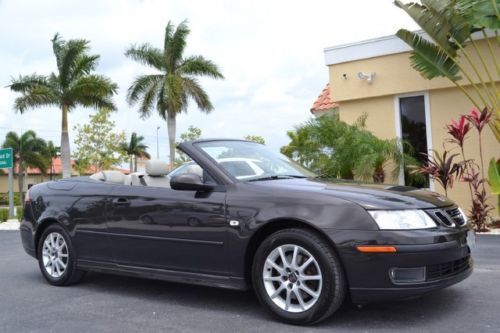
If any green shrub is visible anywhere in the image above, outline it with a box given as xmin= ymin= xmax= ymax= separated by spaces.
xmin=0 ymin=193 xmax=21 ymax=206
xmin=0 ymin=208 xmax=9 ymax=222
xmin=16 ymin=206 xmax=23 ymax=222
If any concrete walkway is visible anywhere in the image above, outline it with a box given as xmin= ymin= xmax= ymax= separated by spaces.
xmin=0 ymin=219 xmax=19 ymax=230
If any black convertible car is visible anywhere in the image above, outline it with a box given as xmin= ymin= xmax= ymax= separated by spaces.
xmin=20 ymin=139 xmax=474 ymax=325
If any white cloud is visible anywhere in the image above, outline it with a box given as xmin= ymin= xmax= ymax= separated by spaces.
xmin=0 ymin=0 xmax=418 ymax=159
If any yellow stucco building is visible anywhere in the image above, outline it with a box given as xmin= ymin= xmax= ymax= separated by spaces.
xmin=321 ymin=32 xmax=498 ymax=211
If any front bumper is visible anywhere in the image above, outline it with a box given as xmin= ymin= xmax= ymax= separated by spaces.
xmin=326 ymin=227 xmax=473 ymax=303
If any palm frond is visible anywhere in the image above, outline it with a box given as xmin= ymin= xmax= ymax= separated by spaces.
xmin=396 ymin=29 xmax=461 ymax=81
xmin=179 ymin=55 xmax=224 ymax=79
xmin=125 ymin=43 xmax=164 ymax=70
xmin=165 ymin=20 xmax=190 ymax=69
xmin=126 ymin=74 xmax=164 ymax=104
xmin=67 ymin=74 xmax=118 ymax=110
xmin=58 ymin=38 xmax=90 ymax=87
xmin=182 ymin=77 xmax=213 ymax=112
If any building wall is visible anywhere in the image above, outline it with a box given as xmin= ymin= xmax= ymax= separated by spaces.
xmin=328 ymin=38 xmax=499 ymax=211
xmin=0 ymin=174 xmax=61 ymax=193
xmin=328 ymin=38 xmax=495 ymax=103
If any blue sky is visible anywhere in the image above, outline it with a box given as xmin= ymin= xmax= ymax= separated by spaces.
xmin=0 ymin=0 xmax=418 ymax=160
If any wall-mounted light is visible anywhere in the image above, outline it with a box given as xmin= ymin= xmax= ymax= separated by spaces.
xmin=357 ymin=72 xmax=376 ymax=84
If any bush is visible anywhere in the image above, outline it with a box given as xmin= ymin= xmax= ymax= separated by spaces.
xmin=16 ymin=206 xmax=23 ymax=222
xmin=0 ymin=193 xmax=21 ymax=206
xmin=0 ymin=208 xmax=9 ymax=222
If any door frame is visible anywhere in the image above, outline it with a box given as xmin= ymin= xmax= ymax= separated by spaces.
xmin=393 ymin=91 xmax=435 ymax=191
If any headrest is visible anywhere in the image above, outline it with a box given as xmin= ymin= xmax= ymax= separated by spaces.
xmin=185 ymin=164 xmax=203 ymax=178
xmin=90 ymin=170 xmax=126 ymax=184
xmin=146 ymin=160 xmax=169 ymax=176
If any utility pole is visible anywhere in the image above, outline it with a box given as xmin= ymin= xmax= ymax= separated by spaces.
xmin=156 ymin=126 xmax=160 ymax=160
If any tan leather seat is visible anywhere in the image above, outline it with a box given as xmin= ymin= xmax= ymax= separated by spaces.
xmin=89 ymin=170 xmax=127 ymax=184
xmin=141 ymin=160 xmax=171 ymax=188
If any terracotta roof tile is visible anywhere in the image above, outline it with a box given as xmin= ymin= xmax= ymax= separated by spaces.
xmin=310 ymin=83 xmax=339 ymax=114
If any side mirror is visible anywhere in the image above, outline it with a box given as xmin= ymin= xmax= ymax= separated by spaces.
xmin=170 ymin=173 xmax=213 ymax=191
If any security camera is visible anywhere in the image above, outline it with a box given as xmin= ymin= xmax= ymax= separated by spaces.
xmin=357 ymin=72 xmax=376 ymax=84
xmin=342 ymin=73 xmax=348 ymax=80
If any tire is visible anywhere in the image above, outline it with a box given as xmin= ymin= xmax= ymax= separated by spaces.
xmin=37 ymin=224 xmax=85 ymax=286
xmin=252 ymin=228 xmax=346 ymax=325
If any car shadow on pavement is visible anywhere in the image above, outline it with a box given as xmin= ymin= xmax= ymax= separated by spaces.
xmin=75 ymin=271 xmax=466 ymax=328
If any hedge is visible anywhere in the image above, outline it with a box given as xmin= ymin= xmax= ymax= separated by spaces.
xmin=0 ymin=193 xmax=21 ymax=206
xmin=0 ymin=208 xmax=9 ymax=222
xmin=16 ymin=206 xmax=23 ymax=221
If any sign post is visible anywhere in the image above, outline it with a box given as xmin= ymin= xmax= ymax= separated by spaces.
xmin=0 ymin=148 xmax=14 ymax=218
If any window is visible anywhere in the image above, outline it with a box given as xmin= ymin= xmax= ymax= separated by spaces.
xmin=397 ymin=94 xmax=430 ymax=188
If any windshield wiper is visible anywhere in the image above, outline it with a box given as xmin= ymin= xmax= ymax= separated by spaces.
xmin=248 ymin=175 xmax=307 ymax=182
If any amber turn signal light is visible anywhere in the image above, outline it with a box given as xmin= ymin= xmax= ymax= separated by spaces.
xmin=356 ymin=245 xmax=397 ymax=253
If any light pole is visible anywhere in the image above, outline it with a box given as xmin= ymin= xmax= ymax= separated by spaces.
xmin=156 ymin=126 xmax=160 ymax=160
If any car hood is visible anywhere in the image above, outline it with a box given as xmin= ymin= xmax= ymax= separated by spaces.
xmin=249 ymin=178 xmax=454 ymax=210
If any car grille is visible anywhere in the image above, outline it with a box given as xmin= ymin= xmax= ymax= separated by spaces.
xmin=426 ymin=256 xmax=471 ymax=281
xmin=426 ymin=206 xmax=467 ymax=228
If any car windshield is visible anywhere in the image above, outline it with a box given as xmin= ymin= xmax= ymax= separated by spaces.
xmin=194 ymin=140 xmax=316 ymax=181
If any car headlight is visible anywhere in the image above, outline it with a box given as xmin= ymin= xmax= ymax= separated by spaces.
xmin=368 ymin=210 xmax=437 ymax=230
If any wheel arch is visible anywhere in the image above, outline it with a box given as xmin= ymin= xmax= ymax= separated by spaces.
xmin=34 ymin=218 xmax=61 ymax=258
xmin=243 ymin=218 xmax=347 ymax=286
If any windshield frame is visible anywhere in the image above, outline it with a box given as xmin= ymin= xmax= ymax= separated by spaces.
xmin=190 ymin=139 xmax=316 ymax=183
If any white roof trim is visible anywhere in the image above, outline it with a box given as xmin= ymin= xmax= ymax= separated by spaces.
xmin=324 ymin=29 xmax=494 ymax=66
xmin=324 ymin=31 xmax=425 ymax=66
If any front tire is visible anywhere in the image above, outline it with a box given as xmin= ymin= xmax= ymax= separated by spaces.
xmin=252 ymin=228 xmax=346 ymax=325
xmin=37 ymin=224 xmax=85 ymax=286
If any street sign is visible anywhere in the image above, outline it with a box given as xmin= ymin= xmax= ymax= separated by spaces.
xmin=0 ymin=148 xmax=13 ymax=169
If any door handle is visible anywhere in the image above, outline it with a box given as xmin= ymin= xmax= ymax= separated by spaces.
xmin=112 ymin=198 xmax=130 ymax=207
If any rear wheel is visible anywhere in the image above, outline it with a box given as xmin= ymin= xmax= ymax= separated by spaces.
xmin=37 ymin=224 xmax=85 ymax=286
xmin=252 ymin=228 xmax=346 ymax=325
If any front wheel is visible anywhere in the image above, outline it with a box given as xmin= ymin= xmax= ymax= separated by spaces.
xmin=37 ymin=224 xmax=85 ymax=286
xmin=252 ymin=228 xmax=346 ymax=325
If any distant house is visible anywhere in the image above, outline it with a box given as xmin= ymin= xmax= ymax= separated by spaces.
xmin=0 ymin=157 xmax=128 ymax=193
xmin=318 ymin=32 xmax=498 ymax=209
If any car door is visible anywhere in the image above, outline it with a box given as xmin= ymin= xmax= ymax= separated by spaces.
xmin=105 ymin=183 xmax=228 ymax=275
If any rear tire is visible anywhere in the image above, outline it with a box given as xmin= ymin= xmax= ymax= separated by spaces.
xmin=37 ymin=224 xmax=85 ymax=286
xmin=252 ymin=228 xmax=346 ymax=325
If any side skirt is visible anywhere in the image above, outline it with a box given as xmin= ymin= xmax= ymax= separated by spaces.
xmin=77 ymin=259 xmax=248 ymax=291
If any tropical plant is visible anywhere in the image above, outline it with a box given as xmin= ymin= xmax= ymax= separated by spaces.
xmin=414 ymin=150 xmax=467 ymax=197
xmin=8 ymin=33 xmax=118 ymax=178
xmin=2 ymin=131 xmax=48 ymax=202
xmin=244 ymin=135 xmax=266 ymax=144
xmin=125 ymin=20 xmax=224 ymax=167
xmin=394 ymin=0 xmax=500 ymax=141
xmin=45 ymin=141 xmax=60 ymax=180
xmin=120 ymin=132 xmax=151 ymax=173
xmin=73 ymin=159 xmax=90 ymax=176
xmin=175 ymin=125 xmax=202 ymax=165
xmin=463 ymin=168 xmax=494 ymax=231
xmin=281 ymin=114 xmax=419 ymax=182
xmin=73 ymin=108 xmax=126 ymax=172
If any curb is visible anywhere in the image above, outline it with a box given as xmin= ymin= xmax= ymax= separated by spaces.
xmin=0 ymin=220 xmax=20 ymax=231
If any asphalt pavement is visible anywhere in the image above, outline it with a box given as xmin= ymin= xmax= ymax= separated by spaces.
xmin=0 ymin=231 xmax=499 ymax=333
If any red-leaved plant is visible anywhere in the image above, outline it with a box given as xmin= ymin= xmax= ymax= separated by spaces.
xmin=415 ymin=150 xmax=466 ymax=197
xmin=462 ymin=168 xmax=494 ymax=232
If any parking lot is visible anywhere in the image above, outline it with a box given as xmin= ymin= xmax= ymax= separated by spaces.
xmin=0 ymin=231 xmax=499 ymax=333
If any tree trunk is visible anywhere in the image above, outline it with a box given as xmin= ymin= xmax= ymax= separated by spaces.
xmin=134 ymin=155 xmax=138 ymax=172
xmin=61 ymin=105 xmax=71 ymax=178
xmin=129 ymin=156 xmax=133 ymax=174
xmin=167 ymin=112 xmax=176 ymax=169
xmin=18 ymin=163 xmax=24 ymax=204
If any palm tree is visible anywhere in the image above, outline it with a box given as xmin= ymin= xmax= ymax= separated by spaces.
xmin=125 ymin=20 xmax=224 ymax=167
xmin=2 ymin=131 xmax=48 ymax=202
xmin=8 ymin=34 xmax=118 ymax=178
xmin=120 ymin=132 xmax=151 ymax=173
xmin=45 ymin=141 xmax=60 ymax=180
